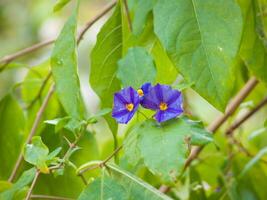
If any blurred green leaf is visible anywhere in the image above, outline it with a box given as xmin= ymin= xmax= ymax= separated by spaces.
xmin=78 ymin=164 xmax=171 ymax=200
xmin=117 ymin=47 xmax=156 ymax=89
xmin=125 ymin=117 xmax=212 ymax=183
xmin=153 ymin=0 xmax=243 ymax=111
xmin=86 ymin=108 xmax=112 ymax=124
xmin=131 ymin=0 xmax=154 ymax=35
xmin=53 ymin=0 xmax=71 ymax=12
xmin=238 ymin=0 xmax=267 ymax=84
xmin=51 ymin=2 xmax=85 ymax=120
xmin=0 ymin=168 xmax=36 ymax=200
xmin=0 ymin=95 xmax=25 ymax=180
xmin=90 ymin=3 xmax=122 ymax=134
xmin=240 ymin=147 xmax=267 ymax=177
xmin=23 ymin=136 xmax=50 ymax=173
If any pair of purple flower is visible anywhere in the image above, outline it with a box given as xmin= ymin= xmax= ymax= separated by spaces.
xmin=112 ymin=83 xmax=183 ymax=124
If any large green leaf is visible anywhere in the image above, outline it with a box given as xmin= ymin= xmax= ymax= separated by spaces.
xmin=238 ymin=0 xmax=267 ymax=84
xmin=51 ymin=2 xmax=85 ymax=120
xmin=90 ymin=3 xmax=122 ymax=134
xmin=23 ymin=136 xmax=49 ymax=173
xmin=117 ymin=47 xmax=156 ymax=89
xmin=78 ymin=164 xmax=171 ymax=200
xmin=125 ymin=117 xmax=212 ymax=183
xmin=153 ymin=0 xmax=243 ymax=111
xmin=0 ymin=168 xmax=36 ymax=200
xmin=0 ymin=95 xmax=25 ymax=180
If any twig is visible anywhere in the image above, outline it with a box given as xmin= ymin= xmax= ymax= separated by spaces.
xmin=184 ymin=77 xmax=258 ymax=168
xmin=78 ymin=145 xmax=123 ymax=175
xmin=77 ymin=0 xmax=117 ymax=44
xmin=123 ymin=0 xmax=132 ymax=32
xmin=31 ymin=195 xmax=74 ymax=200
xmin=0 ymin=0 xmax=117 ymax=65
xmin=226 ymin=96 xmax=267 ymax=135
xmin=26 ymin=71 xmax=52 ymax=109
xmin=8 ymin=84 xmax=55 ymax=182
xmin=25 ymin=170 xmax=41 ymax=200
xmin=0 ymin=40 xmax=54 ymax=65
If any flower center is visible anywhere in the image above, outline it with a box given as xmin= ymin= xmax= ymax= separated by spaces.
xmin=159 ymin=102 xmax=168 ymax=111
xmin=125 ymin=103 xmax=134 ymax=111
xmin=137 ymin=89 xmax=144 ymax=97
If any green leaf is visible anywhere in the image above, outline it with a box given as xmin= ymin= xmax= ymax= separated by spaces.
xmin=238 ymin=0 xmax=267 ymax=84
xmin=51 ymin=2 xmax=85 ymax=120
xmin=23 ymin=136 xmax=49 ymax=173
xmin=131 ymin=0 xmax=155 ymax=35
xmin=0 ymin=168 xmax=36 ymax=200
xmin=240 ymin=147 xmax=267 ymax=177
xmin=125 ymin=117 xmax=212 ymax=183
xmin=53 ymin=0 xmax=71 ymax=12
xmin=117 ymin=47 xmax=157 ymax=88
xmin=78 ymin=164 xmax=171 ymax=200
xmin=0 ymin=95 xmax=25 ymax=180
xmin=90 ymin=3 xmax=122 ymax=134
xmin=153 ymin=0 xmax=243 ymax=111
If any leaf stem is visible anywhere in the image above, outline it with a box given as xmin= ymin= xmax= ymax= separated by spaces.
xmin=123 ymin=0 xmax=133 ymax=32
xmin=25 ymin=170 xmax=41 ymax=200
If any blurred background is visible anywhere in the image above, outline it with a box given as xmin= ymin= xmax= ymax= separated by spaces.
xmin=1 ymin=0 xmax=267 ymax=199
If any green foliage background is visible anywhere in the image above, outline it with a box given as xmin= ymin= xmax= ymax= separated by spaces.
xmin=0 ymin=0 xmax=267 ymax=199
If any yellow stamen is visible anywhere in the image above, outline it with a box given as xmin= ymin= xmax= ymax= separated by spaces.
xmin=159 ymin=102 xmax=168 ymax=111
xmin=137 ymin=89 xmax=144 ymax=97
xmin=125 ymin=103 xmax=134 ymax=111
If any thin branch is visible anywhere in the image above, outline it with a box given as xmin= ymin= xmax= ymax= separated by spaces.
xmin=0 ymin=0 xmax=117 ymax=65
xmin=26 ymin=71 xmax=52 ymax=109
xmin=0 ymin=40 xmax=54 ymax=65
xmin=31 ymin=195 xmax=74 ymax=200
xmin=77 ymin=0 xmax=117 ymax=44
xmin=184 ymin=77 xmax=258 ymax=168
xmin=226 ymin=96 xmax=267 ymax=135
xmin=123 ymin=0 xmax=132 ymax=32
xmin=25 ymin=170 xmax=41 ymax=200
xmin=8 ymin=84 xmax=55 ymax=182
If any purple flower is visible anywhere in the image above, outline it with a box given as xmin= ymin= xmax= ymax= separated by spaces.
xmin=112 ymin=87 xmax=139 ymax=124
xmin=137 ymin=82 xmax=152 ymax=101
xmin=141 ymin=84 xmax=183 ymax=123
